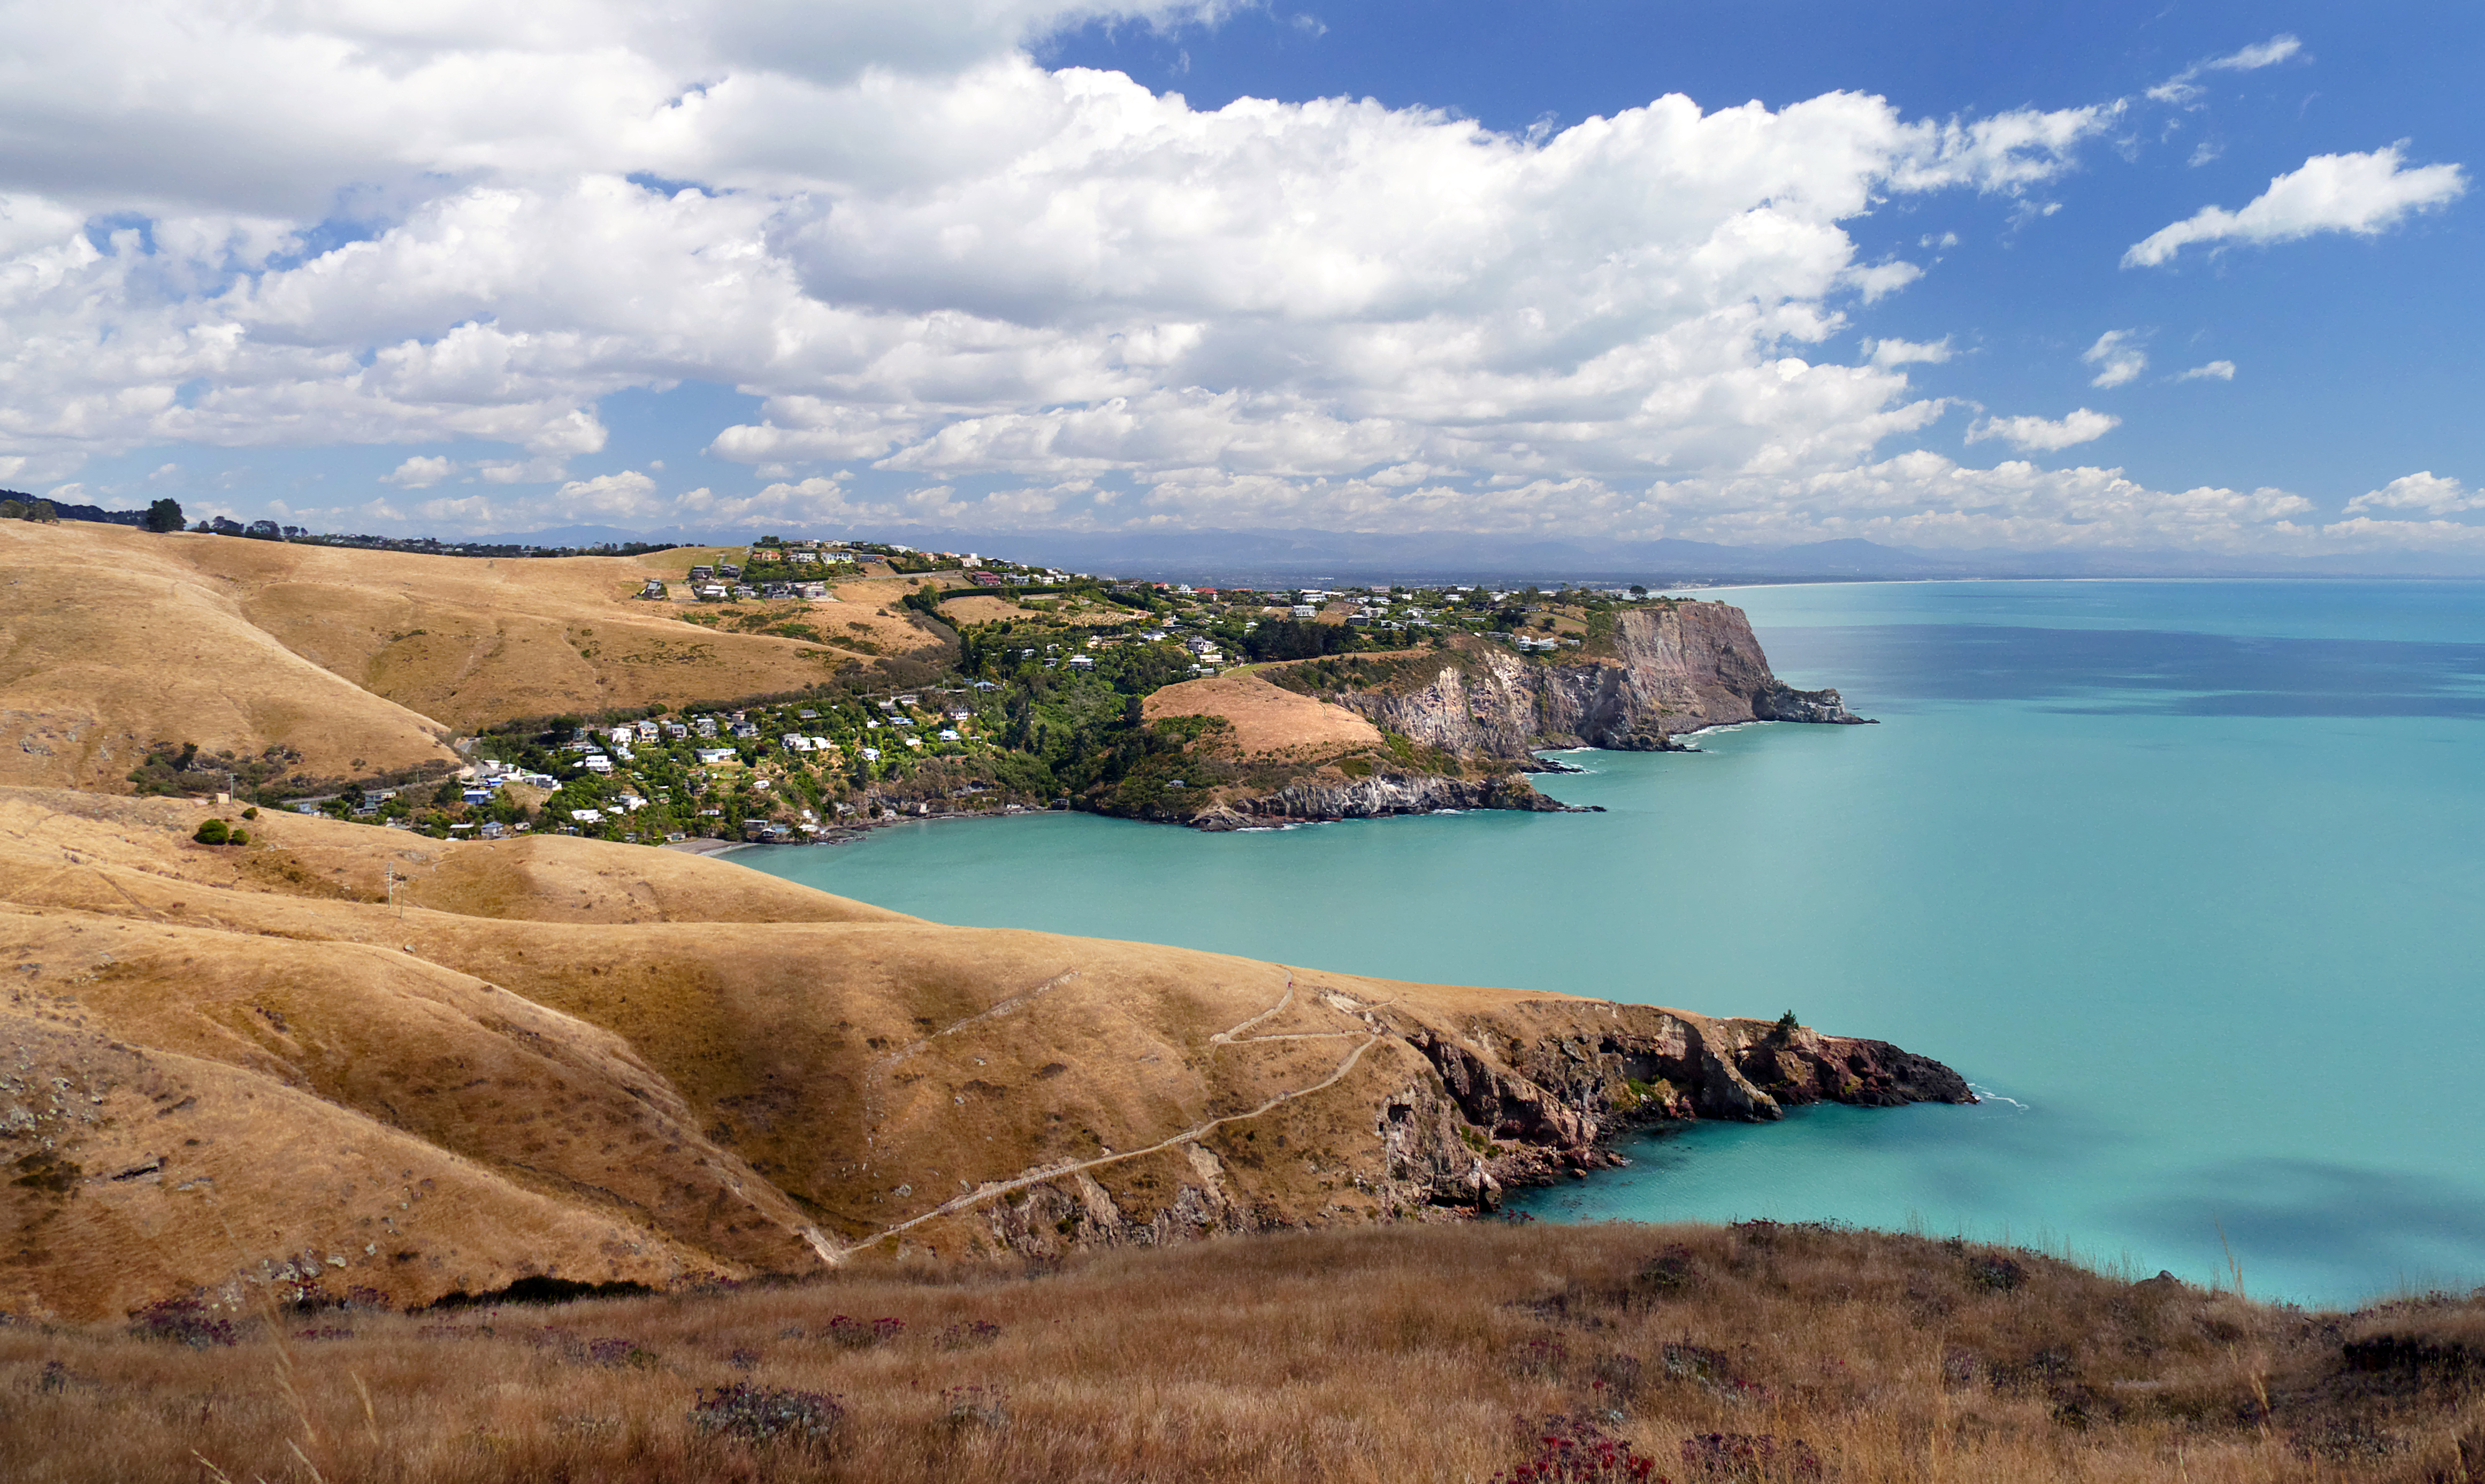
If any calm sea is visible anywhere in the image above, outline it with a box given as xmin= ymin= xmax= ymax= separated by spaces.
xmin=740 ymin=580 xmax=2485 ymax=1306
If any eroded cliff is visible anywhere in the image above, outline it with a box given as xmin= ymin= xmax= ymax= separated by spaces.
xmin=1294 ymin=601 xmax=1865 ymax=760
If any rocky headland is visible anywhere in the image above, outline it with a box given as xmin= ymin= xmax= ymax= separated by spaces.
xmin=0 ymin=787 xmax=1967 ymax=1319
xmin=1133 ymin=599 xmax=1867 ymax=830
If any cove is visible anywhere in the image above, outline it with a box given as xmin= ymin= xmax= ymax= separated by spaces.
xmin=740 ymin=579 xmax=2485 ymax=1306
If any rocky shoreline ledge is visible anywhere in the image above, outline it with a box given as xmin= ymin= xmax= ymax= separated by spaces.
xmin=950 ymin=996 xmax=1974 ymax=1259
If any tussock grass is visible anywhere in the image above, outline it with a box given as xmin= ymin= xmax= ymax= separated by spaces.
xmin=7 ymin=1221 xmax=2483 ymax=1482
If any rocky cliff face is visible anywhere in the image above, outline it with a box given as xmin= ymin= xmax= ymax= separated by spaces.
xmin=1319 ymin=602 xmax=1864 ymax=760
xmin=938 ymin=998 xmax=1976 ymax=1259
xmin=1370 ymin=1004 xmax=1972 ymax=1212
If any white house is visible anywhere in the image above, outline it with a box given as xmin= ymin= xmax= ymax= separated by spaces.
xmin=584 ymin=754 xmax=613 ymax=773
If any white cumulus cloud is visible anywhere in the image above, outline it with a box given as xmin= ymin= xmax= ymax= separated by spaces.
xmin=2082 ymin=330 xmax=2147 ymax=388
xmin=1964 ymin=409 xmax=2121 ymax=453
xmin=554 ymin=469 xmax=663 ymax=518
xmin=2344 ymin=472 xmax=2476 ymax=516
xmin=2148 ymin=34 xmax=2307 ymax=105
xmin=1864 ymin=337 xmax=1953 ymax=368
xmin=2176 ymin=360 xmax=2236 ymax=382
xmin=2123 ymin=146 xmax=2468 ymax=268
xmin=380 ymin=455 xmax=456 ymax=488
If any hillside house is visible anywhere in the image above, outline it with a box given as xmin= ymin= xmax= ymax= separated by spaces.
xmin=688 ymin=565 xmax=714 ymax=580
xmin=694 ymin=747 xmax=737 ymax=765
xmin=796 ymin=582 xmax=830 ymax=599
xmin=584 ymin=754 xmax=613 ymax=773
xmin=639 ymin=578 xmax=668 ymax=599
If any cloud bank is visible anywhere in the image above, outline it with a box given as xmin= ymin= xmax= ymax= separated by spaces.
xmin=0 ymin=4 xmax=2464 ymax=557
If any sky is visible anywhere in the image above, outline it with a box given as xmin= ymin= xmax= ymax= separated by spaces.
xmin=2 ymin=0 xmax=2477 ymax=557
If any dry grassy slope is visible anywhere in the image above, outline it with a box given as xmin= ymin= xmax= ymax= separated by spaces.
xmin=13 ymin=1222 xmax=2476 ymax=1484
xmin=0 ymin=524 xmax=955 ymax=792
xmin=0 ymin=787 xmax=1948 ymax=1322
xmin=1142 ymin=673 xmax=1382 ymax=756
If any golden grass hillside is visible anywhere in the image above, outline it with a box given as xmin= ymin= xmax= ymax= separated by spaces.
xmin=7 ymin=1220 xmax=2481 ymax=1483
xmin=1142 ymin=673 xmax=1383 ymax=756
xmin=0 ymin=524 xmax=957 ymax=791
xmin=0 ymin=785 xmax=1960 ymax=1324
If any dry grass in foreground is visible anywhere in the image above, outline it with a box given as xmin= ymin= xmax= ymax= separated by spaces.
xmin=6 ymin=1221 xmax=2482 ymax=1483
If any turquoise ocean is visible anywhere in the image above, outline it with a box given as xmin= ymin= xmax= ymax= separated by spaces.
xmin=741 ymin=580 xmax=2485 ymax=1306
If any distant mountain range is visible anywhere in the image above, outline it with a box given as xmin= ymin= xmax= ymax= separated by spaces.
xmin=37 ymin=498 xmax=2485 ymax=584
xmin=450 ymin=523 xmax=2485 ymax=585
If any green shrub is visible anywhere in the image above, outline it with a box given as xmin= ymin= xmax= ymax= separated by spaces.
xmin=193 ymin=819 xmax=230 ymax=845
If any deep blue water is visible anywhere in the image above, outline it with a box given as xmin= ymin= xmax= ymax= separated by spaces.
xmin=741 ymin=581 xmax=2485 ymax=1306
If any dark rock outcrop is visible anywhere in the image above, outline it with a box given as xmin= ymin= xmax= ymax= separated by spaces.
xmin=1362 ymin=1002 xmax=1974 ymax=1215
xmin=1184 ymin=771 xmax=1577 ymax=831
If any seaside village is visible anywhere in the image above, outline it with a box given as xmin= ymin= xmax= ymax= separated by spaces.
xmin=263 ymin=536 xmax=1661 ymax=848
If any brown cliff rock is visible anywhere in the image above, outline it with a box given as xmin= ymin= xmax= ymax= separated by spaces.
xmin=1308 ymin=602 xmax=1865 ymax=761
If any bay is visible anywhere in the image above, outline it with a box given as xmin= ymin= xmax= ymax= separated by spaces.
xmin=739 ymin=579 xmax=2485 ymax=1306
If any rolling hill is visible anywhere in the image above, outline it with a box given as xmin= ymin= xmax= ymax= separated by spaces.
xmin=0 ymin=522 xmax=952 ymax=794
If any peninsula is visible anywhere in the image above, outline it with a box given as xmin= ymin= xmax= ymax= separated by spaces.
xmin=0 ymin=518 xmax=1858 ymax=840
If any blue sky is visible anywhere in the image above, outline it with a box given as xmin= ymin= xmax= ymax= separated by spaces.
xmin=1045 ymin=0 xmax=2480 ymax=502
xmin=5 ymin=0 xmax=2476 ymax=557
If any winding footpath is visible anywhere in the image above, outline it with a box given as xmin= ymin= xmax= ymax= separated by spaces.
xmin=824 ymin=969 xmax=1384 ymax=1261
